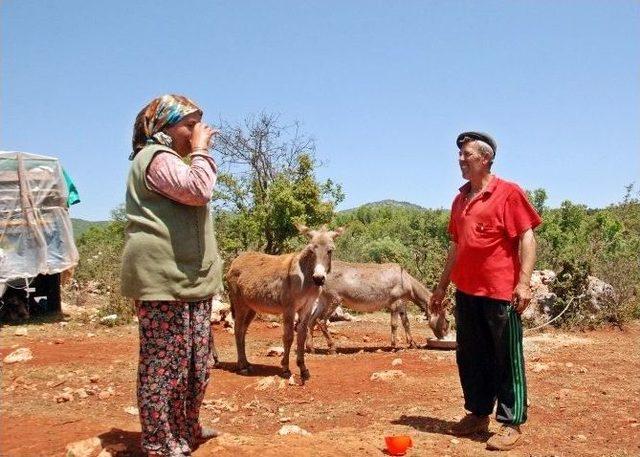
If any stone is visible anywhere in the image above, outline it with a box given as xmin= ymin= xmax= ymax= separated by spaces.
xmin=266 ymin=346 xmax=284 ymax=357
xmin=3 ymin=347 xmax=33 ymax=364
xmin=98 ymin=391 xmax=111 ymax=400
xmin=391 ymin=358 xmax=403 ymax=366
xmin=255 ymin=376 xmax=284 ymax=391
xmin=14 ymin=327 xmax=28 ymax=336
xmin=65 ymin=437 xmax=101 ymax=457
xmin=573 ymin=434 xmax=587 ymax=442
xmin=532 ymin=362 xmax=550 ymax=373
xmin=56 ymin=392 xmax=74 ymax=403
xmin=123 ymin=406 xmax=139 ymax=415
xmin=89 ymin=374 xmax=100 ymax=383
xmin=99 ymin=314 xmax=117 ymax=324
xmin=277 ymin=424 xmax=311 ymax=437
xmin=370 ymin=370 xmax=406 ymax=382
xmin=76 ymin=389 xmax=89 ymax=399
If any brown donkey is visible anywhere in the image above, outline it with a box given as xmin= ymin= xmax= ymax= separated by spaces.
xmin=225 ymin=225 xmax=344 ymax=381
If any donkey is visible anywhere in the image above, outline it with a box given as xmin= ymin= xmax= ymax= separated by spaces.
xmin=225 ymin=224 xmax=344 ymax=381
xmin=304 ymin=260 xmax=450 ymax=353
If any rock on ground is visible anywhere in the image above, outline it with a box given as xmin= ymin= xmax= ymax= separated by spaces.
xmin=255 ymin=376 xmax=286 ymax=391
xmin=3 ymin=347 xmax=33 ymax=364
xmin=370 ymin=370 xmax=406 ymax=382
xmin=65 ymin=437 xmax=101 ymax=457
xmin=277 ymin=424 xmax=311 ymax=436
xmin=266 ymin=346 xmax=284 ymax=357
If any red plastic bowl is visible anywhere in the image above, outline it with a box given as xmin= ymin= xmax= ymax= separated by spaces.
xmin=384 ymin=435 xmax=413 ymax=456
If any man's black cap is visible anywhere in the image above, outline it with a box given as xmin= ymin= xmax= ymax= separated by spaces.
xmin=456 ymin=131 xmax=497 ymax=155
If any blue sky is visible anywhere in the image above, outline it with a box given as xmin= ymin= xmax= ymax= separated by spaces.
xmin=2 ymin=0 xmax=638 ymax=221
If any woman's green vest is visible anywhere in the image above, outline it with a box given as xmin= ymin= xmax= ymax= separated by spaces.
xmin=120 ymin=144 xmax=223 ymax=301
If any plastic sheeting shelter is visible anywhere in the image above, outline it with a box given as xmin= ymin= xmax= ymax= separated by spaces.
xmin=0 ymin=151 xmax=79 ymax=283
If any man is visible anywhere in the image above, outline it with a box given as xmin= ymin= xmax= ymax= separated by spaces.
xmin=430 ymin=132 xmax=541 ymax=451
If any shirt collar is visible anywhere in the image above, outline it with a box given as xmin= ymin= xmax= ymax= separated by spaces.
xmin=459 ymin=175 xmax=500 ymax=195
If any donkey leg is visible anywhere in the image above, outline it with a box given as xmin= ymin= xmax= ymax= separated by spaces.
xmin=390 ymin=307 xmax=400 ymax=349
xmin=399 ymin=306 xmax=416 ymax=348
xmin=305 ymin=303 xmax=321 ymax=353
xmin=321 ymin=302 xmax=339 ymax=353
xmin=296 ymin=311 xmax=312 ymax=382
xmin=281 ymin=310 xmax=295 ymax=378
xmin=233 ymin=303 xmax=253 ymax=374
xmin=208 ymin=326 xmax=220 ymax=368
xmin=305 ymin=322 xmax=316 ymax=354
xmin=318 ymin=319 xmax=336 ymax=354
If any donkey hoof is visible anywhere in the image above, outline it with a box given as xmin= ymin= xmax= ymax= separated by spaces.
xmin=238 ymin=365 xmax=253 ymax=375
xmin=281 ymin=369 xmax=292 ymax=379
xmin=300 ymin=369 xmax=311 ymax=381
xmin=327 ymin=347 xmax=337 ymax=355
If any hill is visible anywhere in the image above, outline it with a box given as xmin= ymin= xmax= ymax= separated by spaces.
xmin=339 ymin=199 xmax=427 ymax=213
xmin=71 ymin=218 xmax=109 ymax=239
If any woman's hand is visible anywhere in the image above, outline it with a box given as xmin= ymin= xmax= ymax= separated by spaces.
xmin=191 ymin=123 xmax=219 ymax=151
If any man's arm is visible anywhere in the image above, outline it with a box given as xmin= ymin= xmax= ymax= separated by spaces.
xmin=513 ymin=228 xmax=537 ymax=314
xmin=430 ymin=241 xmax=457 ymax=313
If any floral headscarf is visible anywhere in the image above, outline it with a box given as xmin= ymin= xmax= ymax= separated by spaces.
xmin=130 ymin=94 xmax=202 ymax=160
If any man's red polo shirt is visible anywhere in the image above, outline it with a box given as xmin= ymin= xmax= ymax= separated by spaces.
xmin=448 ymin=176 xmax=542 ymax=301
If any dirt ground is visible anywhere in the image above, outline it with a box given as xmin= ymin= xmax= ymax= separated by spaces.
xmin=1 ymin=313 xmax=639 ymax=457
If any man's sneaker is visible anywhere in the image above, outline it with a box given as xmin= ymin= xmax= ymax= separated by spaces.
xmin=486 ymin=424 xmax=522 ymax=451
xmin=450 ymin=414 xmax=490 ymax=436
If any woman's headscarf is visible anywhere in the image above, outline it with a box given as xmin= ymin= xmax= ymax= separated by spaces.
xmin=130 ymin=94 xmax=202 ymax=160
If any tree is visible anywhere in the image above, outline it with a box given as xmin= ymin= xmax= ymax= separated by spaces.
xmin=526 ymin=188 xmax=548 ymax=216
xmin=213 ymin=113 xmax=344 ymax=254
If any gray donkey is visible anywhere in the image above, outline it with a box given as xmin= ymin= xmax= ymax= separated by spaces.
xmin=305 ymin=260 xmax=450 ymax=353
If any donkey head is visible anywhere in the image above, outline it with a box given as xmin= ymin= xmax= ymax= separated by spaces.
xmin=428 ymin=297 xmax=452 ymax=339
xmin=296 ymin=224 xmax=344 ymax=286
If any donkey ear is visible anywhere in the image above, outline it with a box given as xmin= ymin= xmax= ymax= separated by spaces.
xmin=331 ymin=227 xmax=345 ymax=239
xmin=295 ymin=223 xmax=310 ymax=236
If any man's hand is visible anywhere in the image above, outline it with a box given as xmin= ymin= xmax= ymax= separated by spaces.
xmin=512 ymin=282 xmax=532 ymax=314
xmin=430 ymin=286 xmax=446 ymax=314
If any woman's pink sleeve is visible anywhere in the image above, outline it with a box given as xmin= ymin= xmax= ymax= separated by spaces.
xmin=146 ymin=152 xmax=218 ymax=206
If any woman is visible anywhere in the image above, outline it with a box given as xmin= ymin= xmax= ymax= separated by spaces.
xmin=121 ymin=94 xmax=223 ymax=456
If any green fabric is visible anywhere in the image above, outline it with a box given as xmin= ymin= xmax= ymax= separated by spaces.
xmin=120 ymin=144 xmax=223 ymax=301
xmin=62 ymin=168 xmax=80 ymax=206
xmin=508 ymin=307 xmax=527 ymax=425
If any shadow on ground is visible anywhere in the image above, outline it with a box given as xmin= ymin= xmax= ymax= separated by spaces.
xmin=213 ymin=361 xmax=285 ymax=377
xmin=98 ymin=428 xmax=143 ymax=457
xmin=391 ymin=414 xmax=491 ymax=443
